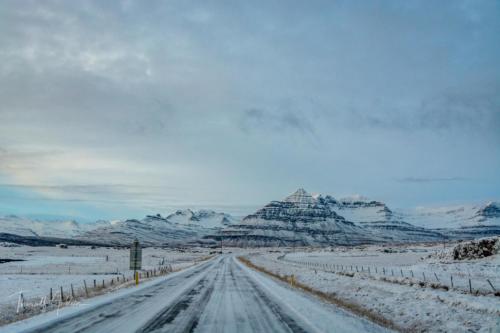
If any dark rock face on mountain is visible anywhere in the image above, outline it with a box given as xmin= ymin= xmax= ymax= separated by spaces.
xmin=406 ymin=201 xmax=500 ymax=240
xmin=432 ymin=225 xmax=500 ymax=240
xmin=77 ymin=210 xmax=234 ymax=247
xmin=78 ymin=217 xmax=198 ymax=247
xmin=3 ymin=190 xmax=498 ymax=247
xmin=217 ymin=189 xmax=379 ymax=246
xmin=318 ymin=195 xmax=444 ymax=243
xmin=475 ymin=202 xmax=500 ymax=220
xmin=244 ymin=190 xmax=346 ymax=223
xmin=214 ymin=189 xmax=445 ymax=247
xmin=165 ymin=209 xmax=235 ymax=228
xmin=0 ymin=233 xmax=104 ymax=247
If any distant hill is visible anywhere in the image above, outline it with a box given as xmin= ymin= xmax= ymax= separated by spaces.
xmin=214 ymin=189 xmax=443 ymax=246
xmin=1 ymin=192 xmax=498 ymax=247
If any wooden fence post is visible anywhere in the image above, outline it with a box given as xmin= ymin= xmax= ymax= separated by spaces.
xmin=17 ymin=293 xmax=25 ymax=313
xmin=486 ymin=279 xmax=496 ymax=292
xmin=84 ymin=280 xmax=89 ymax=297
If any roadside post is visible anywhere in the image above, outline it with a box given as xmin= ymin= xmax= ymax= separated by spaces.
xmin=130 ymin=239 xmax=142 ymax=286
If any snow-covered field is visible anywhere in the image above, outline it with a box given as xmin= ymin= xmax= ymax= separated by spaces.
xmin=2 ymin=255 xmax=389 ymax=333
xmin=0 ymin=245 xmax=210 ymax=310
xmin=244 ymin=243 xmax=500 ymax=332
xmin=282 ymin=243 xmax=500 ymax=294
xmin=2 ymin=242 xmax=499 ymax=332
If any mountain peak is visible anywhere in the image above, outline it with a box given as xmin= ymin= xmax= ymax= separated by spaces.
xmin=283 ymin=188 xmax=315 ymax=205
xmin=476 ymin=201 xmax=500 ymax=219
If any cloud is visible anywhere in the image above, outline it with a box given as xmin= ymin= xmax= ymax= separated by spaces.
xmin=239 ymin=107 xmax=316 ymax=136
xmin=0 ymin=148 xmax=63 ymax=171
xmin=352 ymin=85 xmax=500 ymax=133
xmin=0 ymin=0 xmax=499 ymax=218
xmin=397 ymin=177 xmax=469 ymax=183
xmin=0 ymin=183 xmax=178 ymax=204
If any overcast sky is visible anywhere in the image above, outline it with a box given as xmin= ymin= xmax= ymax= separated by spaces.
xmin=0 ymin=0 xmax=499 ymax=221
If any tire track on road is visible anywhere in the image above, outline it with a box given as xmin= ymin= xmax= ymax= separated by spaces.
xmin=139 ymin=259 xmax=222 ymax=333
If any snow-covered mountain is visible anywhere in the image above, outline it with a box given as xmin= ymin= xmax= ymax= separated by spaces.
xmin=219 ymin=189 xmax=377 ymax=246
xmin=165 ymin=209 xmax=236 ymax=228
xmin=0 ymin=215 xmax=109 ymax=238
xmin=77 ymin=215 xmax=199 ymax=246
xmin=216 ymin=189 xmax=444 ymax=246
xmin=403 ymin=202 xmax=500 ymax=239
xmin=76 ymin=210 xmax=237 ymax=246
xmin=0 ymin=209 xmax=237 ymax=247
xmin=405 ymin=202 xmax=500 ymax=228
xmin=2 ymin=194 xmax=498 ymax=247
xmin=316 ymin=195 xmax=444 ymax=243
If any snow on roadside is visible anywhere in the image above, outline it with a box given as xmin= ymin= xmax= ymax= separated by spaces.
xmin=284 ymin=243 xmax=500 ymax=295
xmin=244 ymin=250 xmax=500 ymax=332
xmin=0 ymin=245 xmax=210 ymax=325
xmin=235 ymin=257 xmax=390 ymax=333
xmin=0 ymin=260 xmax=212 ymax=333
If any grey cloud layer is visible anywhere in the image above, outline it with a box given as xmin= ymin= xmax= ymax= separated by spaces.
xmin=0 ymin=0 xmax=499 ymax=216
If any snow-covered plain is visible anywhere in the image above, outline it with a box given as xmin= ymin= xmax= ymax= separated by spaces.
xmin=0 ymin=245 xmax=210 ymax=311
xmin=244 ymin=243 xmax=500 ymax=332
xmin=2 ymin=255 xmax=390 ymax=333
xmin=282 ymin=243 xmax=500 ymax=294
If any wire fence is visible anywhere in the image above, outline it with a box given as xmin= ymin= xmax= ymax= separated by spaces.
xmin=277 ymin=256 xmax=499 ymax=296
xmin=0 ymin=266 xmax=177 ymax=326
xmin=13 ymin=265 xmax=174 ymax=315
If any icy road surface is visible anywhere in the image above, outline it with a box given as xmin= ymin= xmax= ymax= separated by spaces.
xmin=4 ymin=255 xmax=389 ymax=333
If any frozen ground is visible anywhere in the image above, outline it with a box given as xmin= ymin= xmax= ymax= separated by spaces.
xmin=2 ymin=255 xmax=389 ymax=333
xmin=282 ymin=242 xmax=500 ymax=294
xmin=2 ymin=244 xmax=499 ymax=332
xmin=245 ymin=244 xmax=500 ymax=332
xmin=0 ymin=245 xmax=210 ymax=309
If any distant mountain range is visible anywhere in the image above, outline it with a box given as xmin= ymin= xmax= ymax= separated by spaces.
xmin=0 ymin=209 xmax=237 ymax=247
xmin=217 ymin=189 xmax=444 ymax=246
xmin=76 ymin=210 xmax=237 ymax=246
xmin=216 ymin=189 xmax=499 ymax=246
xmin=0 ymin=215 xmax=110 ymax=238
xmin=1 ymin=189 xmax=499 ymax=247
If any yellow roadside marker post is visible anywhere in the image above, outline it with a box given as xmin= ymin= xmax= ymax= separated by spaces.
xmin=130 ymin=239 xmax=142 ymax=286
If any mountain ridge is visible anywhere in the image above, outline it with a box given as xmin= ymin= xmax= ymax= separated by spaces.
xmin=1 ymin=189 xmax=499 ymax=247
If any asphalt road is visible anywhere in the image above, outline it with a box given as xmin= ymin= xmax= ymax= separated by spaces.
xmin=8 ymin=255 xmax=389 ymax=333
